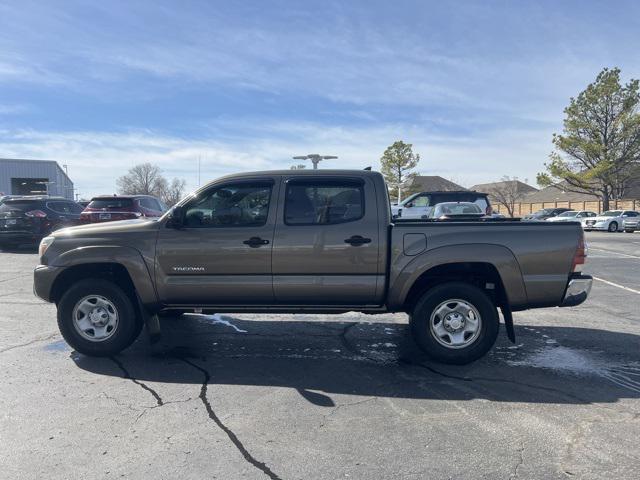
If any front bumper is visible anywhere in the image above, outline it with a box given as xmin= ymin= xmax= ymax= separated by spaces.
xmin=560 ymin=274 xmax=593 ymax=307
xmin=33 ymin=264 xmax=63 ymax=303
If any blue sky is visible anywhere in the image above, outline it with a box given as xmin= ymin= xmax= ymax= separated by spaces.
xmin=1 ymin=0 xmax=639 ymax=197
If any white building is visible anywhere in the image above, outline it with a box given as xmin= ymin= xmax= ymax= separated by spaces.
xmin=0 ymin=158 xmax=74 ymax=199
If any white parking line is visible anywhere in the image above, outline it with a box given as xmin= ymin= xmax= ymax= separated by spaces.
xmin=593 ymin=276 xmax=640 ymax=295
xmin=589 ymin=247 xmax=640 ymax=259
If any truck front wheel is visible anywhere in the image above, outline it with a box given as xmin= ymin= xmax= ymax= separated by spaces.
xmin=410 ymin=282 xmax=499 ymax=365
xmin=57 ymin=279 xmax=142 ymax=356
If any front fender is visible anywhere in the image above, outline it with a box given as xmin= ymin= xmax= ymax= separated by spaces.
xmin=387 ymin=243 xmax=527 ymax=310
xmin=49 ymin=245 xmax=158 ymax=305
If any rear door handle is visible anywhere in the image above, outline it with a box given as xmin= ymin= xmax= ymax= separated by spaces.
xmin=344 ymin=235 xmax=371 ymax=246
xmin=243 ymin=236 xmax=270 ymax=248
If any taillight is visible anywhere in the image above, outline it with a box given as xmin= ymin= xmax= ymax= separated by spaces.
xmin=25 ymin=210 xmax=47 ymax=218
xmin=572 ymin=233 xmax=587 ymax=272
xmin=486 ymin=206 xmax=493 ymax=215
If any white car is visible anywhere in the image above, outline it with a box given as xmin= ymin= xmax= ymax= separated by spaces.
xmin=546 ymin=210 xmax=598 ymax=222
xmin=392 ymin=191 xmax=491 ymax=219
xmin=582 ymin=210 xmax=639 ymax=232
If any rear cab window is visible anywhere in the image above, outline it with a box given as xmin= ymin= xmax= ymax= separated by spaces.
xmin=284 ymin=179 xmax=364 ymax=225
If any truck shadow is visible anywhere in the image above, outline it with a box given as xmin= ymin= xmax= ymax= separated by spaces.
xmin=72 ymin=314 xmax=640 ymax=406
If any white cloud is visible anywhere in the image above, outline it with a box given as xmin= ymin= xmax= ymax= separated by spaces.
xmin=0 ymin=119 xmax=553 ymax=197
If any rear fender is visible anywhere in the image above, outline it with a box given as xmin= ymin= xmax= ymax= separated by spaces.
xmin=388 ymin=244 xmax=527 ymax=310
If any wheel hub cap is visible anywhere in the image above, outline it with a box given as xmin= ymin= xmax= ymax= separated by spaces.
xmin=72 ymin=295 xmax=119 ymax=342
xmin=429 ymin=299 xmax=482 ymax=349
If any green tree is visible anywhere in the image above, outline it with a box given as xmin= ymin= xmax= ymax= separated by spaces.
xmin=380 ymin=140 xmax=421 ymax=203
xmin=537 ymin=67 xmax=640 ymax=211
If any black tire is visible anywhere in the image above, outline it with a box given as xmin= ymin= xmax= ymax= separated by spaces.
xmin=410 ymin=282 xmax=499 ymax=365
xmin=608 ymin=222 xmax=618 ymax=232
xmin=57 ymin=279 xmax=143 ymax=356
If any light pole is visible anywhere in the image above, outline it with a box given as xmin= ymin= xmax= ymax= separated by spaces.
xmin=292 ymin=154 xmax=338 ymax=170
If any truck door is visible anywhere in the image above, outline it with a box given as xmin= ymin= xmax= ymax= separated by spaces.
xmin=272 ymin=176 xmax=383 ymax=305
xmin=155 ymin=178 xmax=278 ymax=305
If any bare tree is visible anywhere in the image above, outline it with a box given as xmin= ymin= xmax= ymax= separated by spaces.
xmin=161 ymin=178 xmax=187 ymax=206
xmin=117 ymin=162 xmax=187 ymax=206
xmin=486 ymin=176 xmax=531 ymax=217
xmin=116 ymin=163 xmax=167 ymax=197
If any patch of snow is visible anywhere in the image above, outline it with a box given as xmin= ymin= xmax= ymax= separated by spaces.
xmin=507 ymin=346 xmax=640 ymax=393
xmin=186 ymin=313 xmax=248 ymax=333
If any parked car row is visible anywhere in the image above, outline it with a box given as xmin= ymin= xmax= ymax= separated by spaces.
xmin=523 ymin=207 xmax=640 ymax=232
xmin=0 ymin=194 xmax=167 ymax=248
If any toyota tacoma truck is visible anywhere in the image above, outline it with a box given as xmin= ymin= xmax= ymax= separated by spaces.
xmin=33 ymin=170 xmax=592 ymax=364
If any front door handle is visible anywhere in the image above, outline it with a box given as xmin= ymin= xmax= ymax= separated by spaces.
xmin=243 ymin=236 xmax=270 ymax=248
xmin=344 ymin=235 xmax=371 ymax=246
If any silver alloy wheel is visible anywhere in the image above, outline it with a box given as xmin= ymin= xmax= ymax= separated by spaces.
xmin=429 ymin=299 xmax=482 ymax=349
xmin=72 ymin=295 xmax=119 ymax=342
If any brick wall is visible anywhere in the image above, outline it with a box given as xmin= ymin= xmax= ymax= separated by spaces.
xmin=494 ymin=199 xmax=639 ymax=216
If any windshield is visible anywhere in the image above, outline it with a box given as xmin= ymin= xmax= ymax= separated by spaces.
xmin=88 ymin=198 xmax=134 ymax=209
xmin=557 ymin=211 xmax=578 ymax=217
xmin=601 ymin=211 xmax=622 ymax=217
xmin=532 ymin=209 xmax=554 ymax=216
xmin=433 ymin=202 xmax=482 ymax=216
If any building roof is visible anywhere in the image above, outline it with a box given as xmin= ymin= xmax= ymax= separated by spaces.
xmin=522 ymin=178 xmax=640 ymax=203
xmin=469 ymin=180 xmax=538 ymax=195
xmin=406 ymin=175 xmax=467 ymax=192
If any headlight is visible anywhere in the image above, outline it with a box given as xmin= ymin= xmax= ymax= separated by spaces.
xmin=39 ymin=236 xmax=55 ymax=259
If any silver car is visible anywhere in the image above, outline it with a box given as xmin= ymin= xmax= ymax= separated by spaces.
xmin=623 ymin=211 xmax=640 ymax=232
xmin=546 ymin=210 xmax=598 ymax=222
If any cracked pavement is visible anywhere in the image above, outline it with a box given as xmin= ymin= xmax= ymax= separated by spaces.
xmin=1 ymin=231 xmax=639 ymax=479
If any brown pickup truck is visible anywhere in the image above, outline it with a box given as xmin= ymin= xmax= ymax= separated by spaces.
xmin=34 ymin=169 xmax=592 ymax=364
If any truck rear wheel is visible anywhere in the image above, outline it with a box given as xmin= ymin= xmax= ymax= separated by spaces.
xmin=57 ymin=279 xmax=142 ymax=356
xmin=410 ymin=282 xmax=499 ymax=365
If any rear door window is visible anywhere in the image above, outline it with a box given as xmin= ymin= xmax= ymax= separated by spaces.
xmin=285 ymin=180 xmax=364 ymax=225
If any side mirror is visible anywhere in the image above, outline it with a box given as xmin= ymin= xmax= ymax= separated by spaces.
xmin=405 ymin=202 xmax=414 ymax=208
xmin=167 ymin=206 xmax=185 ymax=229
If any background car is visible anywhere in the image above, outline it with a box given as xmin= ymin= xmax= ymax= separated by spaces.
xmin=623 ymin=212 xmax=640 ymax=232
xmin=80 ymin=195 xmax=167 ymax=223
xmin=392 ymin=191 xmax=492 ymax=219
xmin=0 ymin=197 xmax=83 ymax=248
xmin=428 ymin=201 xmax=485 ymax=219
xmin=522 ymin=207 xmax=573 ymax=221
xmin=546 ymin=210 xmax=598 ymax=222
xmin=583 ymin=210 xmax=639 ymax=232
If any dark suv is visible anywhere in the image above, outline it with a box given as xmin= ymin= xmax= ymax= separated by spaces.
xmin=80 ymin=195 xmax=166 ymax=223
xmin=0 ymin=197 xmax=84 ymax=248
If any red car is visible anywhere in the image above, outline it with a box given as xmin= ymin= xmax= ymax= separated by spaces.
xmin=80 ymin=195 xmax=167 ymax=223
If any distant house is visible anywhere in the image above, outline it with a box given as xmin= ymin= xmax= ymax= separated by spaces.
xmin=470 ymin=180 xmax=538 ymax=197
xmin=522 ymin=181 xmax=640 ymax=204
xmin=406 ymin=175 xmax=467 ymax=192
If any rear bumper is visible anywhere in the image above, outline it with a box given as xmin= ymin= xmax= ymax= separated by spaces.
xmin=33 ymin=264 xmax=62 ymax=303
xmin=560 ymin=274 xmax=593 ymax=307
xmin=0 ymin=231 xmax=41 ymax=244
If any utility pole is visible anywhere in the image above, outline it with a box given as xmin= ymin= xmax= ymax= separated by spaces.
xmin=292 ymin=154 xmax=338 ymax=170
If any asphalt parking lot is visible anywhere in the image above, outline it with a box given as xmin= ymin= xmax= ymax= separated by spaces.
xmin=1 ymin=231 xmax=639 ymax=479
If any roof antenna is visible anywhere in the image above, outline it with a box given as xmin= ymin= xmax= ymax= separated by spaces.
xmin=364 ymin=166 xmax=372 ymax=171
